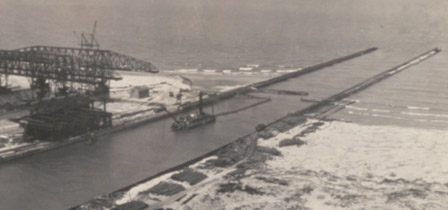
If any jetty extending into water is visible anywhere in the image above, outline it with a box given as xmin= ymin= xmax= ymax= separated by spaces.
xmin=0 ymin=48 xmax=377 ymax=163
xmin=69 ymin=47 xmax=440 ymax=210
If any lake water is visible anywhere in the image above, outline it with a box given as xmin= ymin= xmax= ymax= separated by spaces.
xmin=0 ymin=0 xmax=447 ymax=209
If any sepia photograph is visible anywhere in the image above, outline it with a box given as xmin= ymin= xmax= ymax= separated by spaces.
xmin=0 ymin=0 xmax=447 ymax=209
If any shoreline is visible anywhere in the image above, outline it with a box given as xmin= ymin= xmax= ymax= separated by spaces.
xmin=70 ymin=106 xmax=315 ymax=210
xmin=72 ymin=114 xmax=448 ymax=210
xmin=69 ymin=48 xmax=445 ymax=209
xmin=0 ymin=48 xmax=376 ymax=164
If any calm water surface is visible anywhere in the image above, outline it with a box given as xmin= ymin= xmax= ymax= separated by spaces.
xmin=0 ymin=0 xmax=447 ymax=209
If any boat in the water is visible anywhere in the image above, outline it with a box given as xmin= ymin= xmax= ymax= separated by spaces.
xmin=171 ymin=111 xmax=215 ymax=130
xmin=170 ymin=92 xmax=216 ymax=130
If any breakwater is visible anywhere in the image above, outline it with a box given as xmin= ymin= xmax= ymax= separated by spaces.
xmin=0 ymin=47 xmax=377 ymax=164
xmin=69 ymin=47 xmax=440 ymax=210
xmin=296 ymin=48 xmax=440 ymax=117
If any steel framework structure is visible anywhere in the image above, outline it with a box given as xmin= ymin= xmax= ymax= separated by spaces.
xmin=16 ymin=46 xmax=158 ymax=73
xmin=0 ymin=50 xmax=122 ymax=84
xmin=0 ymin=44 xmax=158 ymax=141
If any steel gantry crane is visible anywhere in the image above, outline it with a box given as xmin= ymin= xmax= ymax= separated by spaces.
xmin=0 ymin=50 xmax=122 ymax=97
xmin=0 ymin=44 xmax=158 ymax=141
xmin=0 ymin=20 xmax=159 ymax=141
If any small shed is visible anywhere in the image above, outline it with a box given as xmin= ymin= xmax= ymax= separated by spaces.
xmin=130 ymin=85 xmax=150 ymax=99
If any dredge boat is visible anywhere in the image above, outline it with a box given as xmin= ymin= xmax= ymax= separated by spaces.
xmin=169 ymin=92 xmax=216 ymax=130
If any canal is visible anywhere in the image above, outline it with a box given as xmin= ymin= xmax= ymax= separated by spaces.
xmin=0 ymin=49 xmax=425 ymax=210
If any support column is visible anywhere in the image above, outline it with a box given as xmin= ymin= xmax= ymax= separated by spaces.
xmin=0 ymin=74 xmax=10 ymax=94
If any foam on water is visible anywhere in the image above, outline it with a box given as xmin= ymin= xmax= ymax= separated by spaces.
xmin=332 ymin=50 xmax=448 ymax=129
xmin=407 ymin=106 xmax=431 ymax=110
xmin=401 ymin=111 xmax=448 ymax=118
xmin=269 ymin=121 xmax=448 ymax=183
